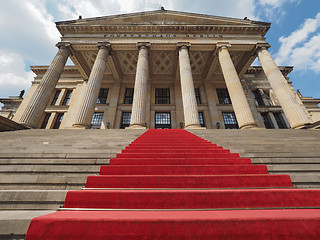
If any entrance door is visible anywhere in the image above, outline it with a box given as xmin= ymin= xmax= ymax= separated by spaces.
xmin=155 ymin=112 xmax=171 ymax=129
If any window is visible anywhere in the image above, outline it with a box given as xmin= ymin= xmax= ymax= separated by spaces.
xmin=120 ymin=112 xmax=131 ymax=129
xmin=195 ymin=88 xmax=202 ymax=104
xmin=91 ymin=112 xmax=104 ymax=129
xmin=198 ymin=112 xmax=205 ymax=127
xmin=217 ymin=88 xmax=231 ymax=104
xmin=124 ymin=88 xmax=134 ymax=104
xmin=222 ymin=112 xmax=238 ymax=129
xmin=40 ymin=113 xmax=51 ymax=129
xmin=51 ymin=90 xmax=61 ymax=105
xmin=252 ymin=89 xmax=265 ymax=106
xmin=155 ymin=88 xmax=170 ymax=104
xmin=53 ymin=113 xmax=64 ymax=129
xmin=97 ymin=88 xmax=109 ymax=104
xmin=273 ymin=112 xmax=288 ymax=129
xmin=62 ymin=90 xmax=73 ymax=105
xmin=261 ymin=112 xmax=274 ymax=129
xmin=155 ymin=112 xmax=171 ymax=129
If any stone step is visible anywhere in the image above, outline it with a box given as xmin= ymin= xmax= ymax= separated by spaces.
xmin=0 ymin=210 xmax=54 ymax=239
xmin=0 ymin=165 xmax=101 ymax=173
xmin=0 ymin=190 xmax=67 ymax=210
xmin=0 ymin=158 xmax=110 ymax=165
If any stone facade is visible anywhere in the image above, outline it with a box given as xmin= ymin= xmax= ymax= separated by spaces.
xmin=10 ymin=10 xmax=320 ymax=129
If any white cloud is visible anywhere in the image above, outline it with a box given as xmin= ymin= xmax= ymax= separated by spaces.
xmin=0 ymin=0 xmax=60 ymax=98
xmin=0 ymin=0 xmax=60 ymax=64
xmin=0 ymin=51 xmax=34 ymax=98
xmin=258 ymin=0 xmax=300 ymax=23
xmin=275 ymin=12 xmax=320 ymax=73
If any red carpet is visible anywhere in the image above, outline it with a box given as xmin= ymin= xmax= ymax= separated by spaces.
xmin=26 ymin=129 xmax=320 ymax=239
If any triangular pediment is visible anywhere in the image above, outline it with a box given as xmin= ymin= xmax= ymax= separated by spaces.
xmin=57 ymin=10 xmax=268 ymax=27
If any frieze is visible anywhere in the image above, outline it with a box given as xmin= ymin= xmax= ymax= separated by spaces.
xmin=103 ymin=34 xmax=223 ymax=38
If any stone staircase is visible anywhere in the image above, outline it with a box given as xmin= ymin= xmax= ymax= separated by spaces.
xmin=190 ymin=129 xmax=320 ymax=189
xmin=0 ymin=129 xmax=146 ymax=240
xmin=0 ymin=129 xmax=319 ymax=239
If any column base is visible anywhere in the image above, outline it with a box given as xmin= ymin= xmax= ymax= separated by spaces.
xmin=292 ymin=123 xmax=312 ymax=129
xmin=71 ymin=123 xmax=90 ymax=129
xmin=126 ymin=124 xmax=147 ymax=129
xmin=185 ymin=124 xmax=206 ymax=130
xmin=239 ymin=124 xmax=260 ymax=129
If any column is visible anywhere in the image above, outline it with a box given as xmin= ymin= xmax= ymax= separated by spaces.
xmin=218 ymin=43 xmax=257 ymax=129
xmin=19 ymin=42 xmax=71 ymax=128
xmin=128 ymin=43 xmax=149 ymax=129
xmin=257 ymin=45 xmax=311 ymax=129
xmin=178 ymin=43 xmax=203 ymax=129
xmin=72 ymin=43 xmax=111 ymax=129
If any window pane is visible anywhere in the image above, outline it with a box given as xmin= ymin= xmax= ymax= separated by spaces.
xmin=261 ymin=113 xmax=274 ymax=129
xmin=195 ymin=88 xmax=201 ymax=104
xmin=97 ymin=88 xmax=109 ymax=104
xmin=40 ymin=113 xmax=51 ymax=129
xmin=273 ymin=112 xmax=288 ymax=129
xmin=155 ymin=88 xmax=170 ymax=104
xmin=124 ymin=88 xmax=134 ymax=104
xmin=91 ymin=112 xmax=104 ymax=129
xmin=222 ymin=112 xmax=238 ymax=129
xmin=53 ymin=113 xmax=64 ymax=129
xmin=155 ymin=112 xmax=171 ymax=129
xmin=198 ymin=112 xmax=205 ymax=127
xmin=62 ymin=90 xmax=73 ymax=105
xmin=120 ymin=112 xmax=131 ymax=129
xmin=217 ymin=88 xmax=231 ymax=104
xmin=51 ymin=90 xmax=61 ymax=105
xmin=252 ymin=89 xmax=265 ymax=106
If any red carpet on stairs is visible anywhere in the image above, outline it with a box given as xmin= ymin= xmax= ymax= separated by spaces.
xmin=25 ymin=129 xmax=320 ymax=239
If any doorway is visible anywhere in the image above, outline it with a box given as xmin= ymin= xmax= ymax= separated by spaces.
xmin=155 ymin=112 xmax=171 ymax=129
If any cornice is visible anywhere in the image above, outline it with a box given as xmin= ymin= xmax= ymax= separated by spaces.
xmin=246 ymin=66 xmax=293 ymax=76
xmin=30 ymin=66 xmax=80 ymax=74
xmin=57 ymin=24 xmax=269 ymax=37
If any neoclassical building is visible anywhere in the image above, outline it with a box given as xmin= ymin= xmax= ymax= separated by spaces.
xmin=12 ymin=9 xmax=320 ymax=130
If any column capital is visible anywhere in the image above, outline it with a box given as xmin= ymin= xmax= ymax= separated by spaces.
xmin=177 ymin=42 xmax=191 ymax=51
xmin=137 ymin=42 xmax=150 ymax=50
xmin=56 ymin=42 xmax=71 ymax=51
xmin=97 ymin=42 xmax=111 ymax=51
xmin=216 ymin=42 xmax=231 ymax=51
xmin=252 ymin=43 xmax=271 ymax=55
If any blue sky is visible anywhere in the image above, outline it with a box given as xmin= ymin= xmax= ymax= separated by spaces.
xmin=0 ymin=0 xmax=320 ymax=101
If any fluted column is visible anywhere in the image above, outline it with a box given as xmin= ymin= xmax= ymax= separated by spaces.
xmin=128 ymin=43 xmax=149 ymax=129
xmin=178 ymin=43 xmax=203 ymax=129
xmin=19 ymin=42 xmax=71 ymax=128
xmin=72 ymin=43 xmax=111 ymax=129
xmin=257 ymin=45 xmax=311 ymax=129
xmin=218 ymin=43 xmax=257 ymax=129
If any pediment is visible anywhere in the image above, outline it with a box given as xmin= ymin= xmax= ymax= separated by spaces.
xmin=57 ymin=10 xmax=268 ymax=27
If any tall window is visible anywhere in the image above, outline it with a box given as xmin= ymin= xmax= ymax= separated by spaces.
xmin=124 ymin=88 xmax=134 ymax=104
xmin=51 ymin=90 xmax=61 ymax=105
xmin=198 ymin=112 xmax=205 ymax=127
xmin=273 ymin=112 xmax=288 ymax=129
xmin=252 ymin=89 xmax=265 ymax=106
xmin=195 ymin=88 xmax=201 ymax=104
xmin=97 ymin=88 xmax=109 ymax=104
xmin=155 ymin=112 xmax=171 ymax=129
xmin=217 ymin=88 xmax=231 ymax=104
xmin=53 ymin=113 xmax=64 ymax=129
xmin=62 ymin=90 xmax=73 ymax=105
xmin=261 ymin=112 xmax=274 ymax=129
xmin=155 ymin=88 xmax=170 ymax=104
xmin=40 ymin=113 xmax=51 ymax=129
xmin=120 ymin=112 xmax=131 ymax=129
xmin=91 ymin=112 xmax=104 ymax=129
xmin=222 ymin=112 xmax=238 ymax=129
